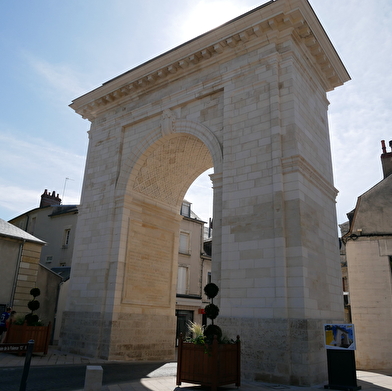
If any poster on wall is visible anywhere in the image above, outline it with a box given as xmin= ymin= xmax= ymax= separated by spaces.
xmin=324 ymin=324 xmax=356 ymax=350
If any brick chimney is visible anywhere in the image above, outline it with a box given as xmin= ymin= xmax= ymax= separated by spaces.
xmin=40 ymin=189 xmax=62 ymax=208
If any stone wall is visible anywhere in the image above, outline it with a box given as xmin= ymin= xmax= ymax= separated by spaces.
xmin=219 ymin=317 xmax=329 ymax=385
xmin=346 ymin=239 xmax=392 ymax=369
xmin=13 ymin=241 xmax=42 ymax=314
xmin=0 ymin=239 xmax=20 ymax=306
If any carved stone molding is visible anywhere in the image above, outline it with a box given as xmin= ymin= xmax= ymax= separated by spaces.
xmin=71 ymin=1 xmax=350 ymax=121
xmin=160 ymin=109 xmax=176 ymax=136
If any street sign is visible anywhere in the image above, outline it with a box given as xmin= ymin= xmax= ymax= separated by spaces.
xmin=0 ymin=343 xmax=28 ymax=353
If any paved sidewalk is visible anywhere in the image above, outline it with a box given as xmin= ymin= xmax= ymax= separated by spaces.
xmin=74 ymin=371 xmax=392 ymax=391
xmin=0 ymin=346 xmax=391 ymax=391
xmin=0 ymin=345 xmax=108 ymax=367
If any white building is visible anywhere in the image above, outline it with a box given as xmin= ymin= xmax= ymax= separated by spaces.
xmin=342 ymin=140 xmax=392 ymax=370
xmin=175 ymin=200 xmax=211 ymax=344
xmin=9 ymin=189 xmax=78 ymax=269
xmin=0 ymin=218 xmax=46 ymax=317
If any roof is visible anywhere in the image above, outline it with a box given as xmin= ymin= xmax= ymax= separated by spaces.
xmin=51 ymin=266 xmax=71 ymax=281
xmin=10 ymin=204 xmax=79 ymax=221
xmin=48 ymin=205 xmax=79 ymax=217
xmin=343 ymin=174 xmax=392 ymax=238
xmin=0 ymin=218 xmax=46 ymax=244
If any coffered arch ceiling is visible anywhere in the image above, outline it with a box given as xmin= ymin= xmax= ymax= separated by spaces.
xmin=132 ymin=133 xmax=213 ymax=209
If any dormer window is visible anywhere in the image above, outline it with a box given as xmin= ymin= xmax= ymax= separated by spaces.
xmin=180 ymin=201 xmax=191 ymax=217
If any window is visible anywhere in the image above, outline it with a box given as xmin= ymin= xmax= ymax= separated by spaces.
xmin=179 ymin=232 xmax=190 ymax=254
xmin=343 ymin=292 xmax=350 ymax=307
xmin=29 ymin=217 xmax=36 ymax=235
xmin=180 ymin=201 xmax=191 ymax=217
xmin=63 ymin=228 xmax=71 ymax=248
xmin=177 ymin=266 xmax=188 ymax=294
xmin=46 ymin=256 xmax=53 ymax=264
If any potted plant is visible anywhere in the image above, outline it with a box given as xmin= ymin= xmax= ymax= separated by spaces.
xmin=176 ymin=283 xmax=240 ymax=391
xmin=5 ymin=288 xmax=51 ymax=354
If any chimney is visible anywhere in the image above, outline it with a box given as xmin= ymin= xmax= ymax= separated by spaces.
xmin=40 ymin=189 xmax=62 ymax=208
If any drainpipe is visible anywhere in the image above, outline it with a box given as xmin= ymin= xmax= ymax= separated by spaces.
xmin=10 ymin=240 xmax=25 ymax=307
xmin=199 ymin=220 xmax=205 ymax=299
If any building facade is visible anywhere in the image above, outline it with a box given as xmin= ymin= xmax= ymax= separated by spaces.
xmin=9 ymin=190 xmax=78 ymax=269
xmin=175 ymin=200 xmax=211 ymax=344
xmin=342 ymin=140 xmax=392 ymax=369
xmin=0 ymin=218 xmax=45 ymax=315
xmin=8 ymin=190 xmax=77 ymax=334
xmin=339 ymin=221 xmax=351 ymax=323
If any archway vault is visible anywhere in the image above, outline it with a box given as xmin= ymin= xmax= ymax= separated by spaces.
xmin=116 ymin=119 xmax=217 ymax=359
xmin=132 ymin=132 xmax=213 ymax=210
xmin=120 ymin=110 xmax=222 ymax=211
xmin=119 ymin=117 xmax=217 ymax=304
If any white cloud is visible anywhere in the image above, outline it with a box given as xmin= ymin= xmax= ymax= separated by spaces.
xmin=0 ymin=185 xmax=42 ymax=217
xmin=0 ymin=130 xmax=85 ymax=220
xmin=173 ymin=0 xmax=258 ymax=42
xmin=22 ymin=52 xmax=95 ymax=103
xmin=185 ymin=169 xmax=214 ymax=222
xmin=3 ymin=0 xmax=391 ymax=229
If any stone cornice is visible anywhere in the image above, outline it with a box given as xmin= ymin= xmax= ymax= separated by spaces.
xmin=70 ymin=0 xmax=350 ymax=121
xmin=282 ymin=154 xmax=338 ymax=200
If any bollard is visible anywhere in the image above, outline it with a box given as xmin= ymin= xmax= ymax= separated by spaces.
xmin=19 ymin=339 xmax=34 ymax=391
xmin=84 ymin=365 xmax=103 ymax=391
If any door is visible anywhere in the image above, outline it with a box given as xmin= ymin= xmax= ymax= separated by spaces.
xmin=176 ymin=310 xmax=193 ymax=346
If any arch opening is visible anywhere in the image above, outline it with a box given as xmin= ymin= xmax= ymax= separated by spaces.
xmin=112 ymin=132 xmax=215 ymax=360
xmin=130 ymin=133 xmax=213 ymax=211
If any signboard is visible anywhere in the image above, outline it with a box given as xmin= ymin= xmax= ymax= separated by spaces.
xmin=324 ymin=324 xmax=356 ymax=350
xmin=0 ymin=343 xmax=28 ymax=353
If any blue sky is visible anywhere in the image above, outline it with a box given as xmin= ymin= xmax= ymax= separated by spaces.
xmin=1 ymin=0 xmax=391 ymax=227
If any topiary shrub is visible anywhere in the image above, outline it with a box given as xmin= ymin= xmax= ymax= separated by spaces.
xmin=204 ymin=303 xmax=219 ymax=319
xmin=203 ymin=282 xmax=223 ymax=343
xmin=204 ymin=324 xmax=223 ymax=342
xmin=25 ymin=288 xmax=42 ymax=326
xmin=204 ymin=283 xmax=219 ymax=299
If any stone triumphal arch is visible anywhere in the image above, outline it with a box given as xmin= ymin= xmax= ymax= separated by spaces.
xmin=61 ymin=0 xmax=350 ymax=385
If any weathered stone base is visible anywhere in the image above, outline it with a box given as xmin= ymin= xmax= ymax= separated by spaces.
xmin=218 ymin=317 xmax=330 ymax=386
xmin=60 ymin=311 xmax=176 ymax=361
xmin=108 ymin=312 xmax=176 ymax=361
xmin=60 ymin=311 xmax=109 ymax=358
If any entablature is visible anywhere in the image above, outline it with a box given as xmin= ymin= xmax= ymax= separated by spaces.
xmin=70 ymin=0 xmax=350 ymax=121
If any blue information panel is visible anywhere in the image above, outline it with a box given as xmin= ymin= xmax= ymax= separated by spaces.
xmin=324 ymin=324 xmax=356 ymax=350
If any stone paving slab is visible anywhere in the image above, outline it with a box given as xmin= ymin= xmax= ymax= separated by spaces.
xmin=73 ymin=373 xmax=392 ymax=391
xmin=0 ymin=345 xmax=107 ymax=367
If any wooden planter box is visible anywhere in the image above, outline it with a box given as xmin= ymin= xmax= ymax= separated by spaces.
xmin=4 ymin=322 xmax=51 ymax=355
xmin=177 ymin=335 xmax=240 ymax=391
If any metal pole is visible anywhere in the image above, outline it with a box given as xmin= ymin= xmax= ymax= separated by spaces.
xmin=19 ymin=339 xmax=34 ymax=391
